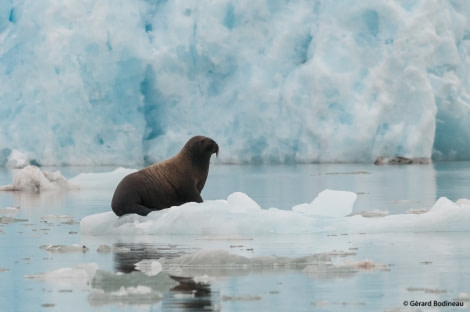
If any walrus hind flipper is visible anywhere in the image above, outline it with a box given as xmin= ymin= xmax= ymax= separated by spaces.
xmin=114 ymin=204 xmax=153 ymax=217
xmin=132 ymin=204 xmax=154 ymax=217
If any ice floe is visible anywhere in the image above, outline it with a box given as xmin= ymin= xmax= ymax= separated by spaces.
xmin=81 ymin=190 xmax=470 ymax=236
xmin=0 ymin=165 xmax=77 ymax=192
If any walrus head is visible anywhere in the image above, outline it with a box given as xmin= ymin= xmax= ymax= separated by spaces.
xmin=182 ymin=136 xmax=219 ymax=165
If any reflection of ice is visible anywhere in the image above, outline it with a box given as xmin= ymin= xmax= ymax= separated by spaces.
xmin=148 ymin=249 xmax=389 ymax=284
xmin=25 ymin=263 xmax=178 ymax=307
xmin=25 ymin=263 xmax=99 ymax=287
xmin=81 ymin=191 xmax=470 ymax=236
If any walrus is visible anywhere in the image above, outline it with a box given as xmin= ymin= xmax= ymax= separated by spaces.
xmin=111 ymin=136 xmax=219 ymax=217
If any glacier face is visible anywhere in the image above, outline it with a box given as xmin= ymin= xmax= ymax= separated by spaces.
xmin=0 ymin=0 xmax=469 ymax=166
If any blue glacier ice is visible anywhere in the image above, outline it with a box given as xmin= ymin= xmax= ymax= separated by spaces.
xmin=0 ymin=0 xmax=470 ymax=166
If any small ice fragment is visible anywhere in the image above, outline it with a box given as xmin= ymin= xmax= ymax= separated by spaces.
xmin=0 ymin=216 xmax=28 ymax=224
xmin=41 ymin=215 xmax=74 ymax=222
xmin=348 ymin=210 xmax=389 ymax=218
xmin=340 ymin=259 xmax=388 ymax=271
xmin=193 ymin=274 xmax=213 ymax=284
xmin=458 ymin=292 xmax=470 ymax=301
xmin=0 ymin=165 xmax=75 ymax=193
xmin=292 ymin=189 xmax=357 ymax=217
xmin=406 ymin=208 xmax=428 ymax=214
xmin=40 ymin=244 xmax=89 ymax=253
xmin=134 ymin=260 xmax=163 ymax=276
xmin=456 ymin=199 xmax=470 ymax=207
xmin=0 ymin=206 xmax=20 ymax=214
xmin=312 ymin=301 xmax=330 ymax=306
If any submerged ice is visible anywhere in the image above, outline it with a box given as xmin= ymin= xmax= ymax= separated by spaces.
xmin=1 ymin=1 xmax=470 ymax=166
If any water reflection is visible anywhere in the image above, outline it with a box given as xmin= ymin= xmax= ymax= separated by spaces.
xmin=112 ymin=243 xmax=219 ymax=311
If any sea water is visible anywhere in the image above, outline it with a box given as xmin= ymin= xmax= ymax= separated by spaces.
xmin=0 ymin=163 xmax=469 ymax=312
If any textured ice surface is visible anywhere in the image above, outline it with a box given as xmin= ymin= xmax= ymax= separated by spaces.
xmin=0 ymin=165 xmax=76 ymax=192
xmin=1 ymin=1 xmax=470 ymax=166
xmin=292 ymin=189 xmax=357 ymax=217
xmin=80 ymin=191 xmax=470 ymax=236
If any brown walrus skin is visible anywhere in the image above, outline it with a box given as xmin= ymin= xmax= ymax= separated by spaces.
xmin=111 ymin=136 xmax=219 ymax=217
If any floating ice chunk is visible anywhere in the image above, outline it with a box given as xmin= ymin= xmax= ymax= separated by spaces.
xmin=81 ymin=192 xmax=326 ymax=236
xmin=0 ymin=216 xmax=27 ymax=224
xmin=0 ymin=165 xmax=76 ymax=192
xmin=134 ymin=259 xmax=163 ymax=276
xmin=406 ymin=208 xmax=428 ymax=214
xmin=193 ymin=274 xmax=214 ymax=284
xmin=40 ymin=244 xmax=89 ymax=253
xmin=456 ymin=198 xmax=470 ymax=208
xmin=227 ymin=192 xmax=261 ymax=212
xmin=25 ymin=263 xmax=99 ymax=287
xmin=5 ymin=150 xmax=30 ymax=169
xmin=339 ymin=259 xmax=388 ymax=272
xmin=0 ymin=206 xmax=20 ymax=215
xmin=292 ymin=189 xmax=357 ymax=217
xmin=341 ymin=196 xmax=470 ymax=233
xmin=81 ymin=191 xmax=470 ymax=236
xmin=349 ymin=209 xmax=389 ymax=218
xmin=40 ymin=215 xmax=75 ymax=223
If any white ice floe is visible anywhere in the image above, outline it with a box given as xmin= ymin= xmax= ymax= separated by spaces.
xmin=0 ymin=165 xmax=77 ymax=192
xmin=292 ymin=189 xmax=357 ymax=217
xmin=40 ymin=244 xmax=89 ymax=253
xmin=134 ymin=259 xmax=163 ymax=276
xmin=81 ymin=190 xmax=470 ymax=236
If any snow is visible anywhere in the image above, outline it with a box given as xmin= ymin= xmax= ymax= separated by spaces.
xmin=1 ymin=1 xmax=470 ymax=166
xmin=80 ymin=190 xmax=470 ymax=236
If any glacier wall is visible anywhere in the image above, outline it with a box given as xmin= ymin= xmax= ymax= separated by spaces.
xmin=0 ymin=0 xmax=470 ymax=166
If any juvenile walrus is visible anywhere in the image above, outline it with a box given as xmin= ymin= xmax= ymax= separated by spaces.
xmin=111 ymin=136 xmax=219 ymax=217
